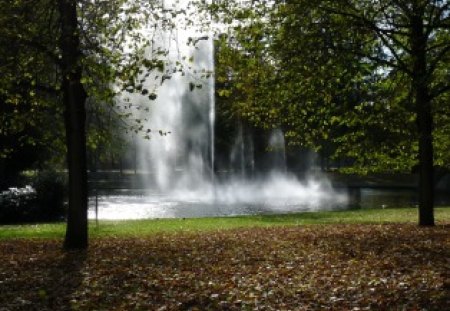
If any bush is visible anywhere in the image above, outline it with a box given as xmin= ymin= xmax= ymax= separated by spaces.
xmin=33 ymin=170 xmax=66 ymax=221
xmin=0 ymin=186 xmax=37 ymax=223
xmin=0 ymin=170 xmax=66 ymax=223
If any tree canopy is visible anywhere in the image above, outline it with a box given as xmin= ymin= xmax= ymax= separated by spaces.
xmin=0 ymin=0 xmax=175 ymax=248
xmin=208 ymin=0 xmax=450 ymax=225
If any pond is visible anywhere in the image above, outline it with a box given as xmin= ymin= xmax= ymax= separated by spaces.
xmin=357 ymin=188 xmax=450 ymax=209
xmin=87 ymin=176 xmax=348 ymax=220
xmin=88 ymin=194 xmax=346 ymax=220
xmin=87 ymin=187 xmax=449 ymax=220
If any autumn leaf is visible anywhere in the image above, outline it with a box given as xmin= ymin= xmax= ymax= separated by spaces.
xmin=0 ymin=224 xmax=448 ymax=310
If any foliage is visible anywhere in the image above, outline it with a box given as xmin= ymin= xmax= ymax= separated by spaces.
xmin=0 ymin=171 xmax=66 ymax=223
xmin=0 ymin=0 xmax=65 ymax=180
xmin=319 ymin=0 xmax=450 ymax=175
xmin=0 ymin=0 xmax=168 ymax=171
xmin=207 ymin=0 xmax=450 ymax=175
xmin=0 ymin=224 xmax=448 ymax=309
xmin=0 ymin=186 xmax=37 ymax=223
xmin=434 ymin=92 xmax=450 ymax=168
xmin=32 ymin=170 xmax=66 ymax=221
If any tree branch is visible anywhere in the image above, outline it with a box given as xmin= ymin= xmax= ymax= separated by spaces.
xmin=427 ymin=2 xmax=450 ymax=34
xmin=428 ymin=43 xmax=450 ymax=75
xmin=430 ymin=81 xmax=450 ymax=99
xmin=320 ymin=2 xmax=412 ymax=75
xmin=16 ymin=36 xmax=61 ymax=66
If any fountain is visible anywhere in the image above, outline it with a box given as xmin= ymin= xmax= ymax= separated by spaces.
xmin=88 ymin=0 xmax=347 ymax=220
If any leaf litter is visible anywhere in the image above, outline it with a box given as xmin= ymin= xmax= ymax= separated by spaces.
xmin=0 ymin=224 xmax=448 ymax=310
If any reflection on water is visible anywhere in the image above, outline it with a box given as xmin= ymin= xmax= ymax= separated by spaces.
xmin=359 ymin=189 xmax=417 ymax=209
xmin=359 ymin=188 xmax=450 ymax=209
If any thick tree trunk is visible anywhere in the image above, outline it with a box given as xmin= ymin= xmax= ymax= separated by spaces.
xmin=411 ymin=10 xmax=435 ymax=226
xmin=58 ymin=0 xmax=89 ymax=248
xmin=416 ymin=85 xmax=435 ymax=226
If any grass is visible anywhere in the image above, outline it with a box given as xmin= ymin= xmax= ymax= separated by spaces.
xmin=0 ymin=207 xmax=449 ymax=240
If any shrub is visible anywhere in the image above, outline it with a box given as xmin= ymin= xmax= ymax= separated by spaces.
xmin=0 ymin=170 xmax=66 ymax=223
xmin=0 ymin=186 xmax=38 ymax=223
xmin=33 ymin=170 xmax=66 ymax=221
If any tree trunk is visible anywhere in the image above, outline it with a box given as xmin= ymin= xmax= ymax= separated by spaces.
xmin=58 ymin=0 xmax=89 ymax=248
xmin=411 ymin=10 xmax=435 ymax=226
xmin=415 ymin=85 xmax=434 ymax=226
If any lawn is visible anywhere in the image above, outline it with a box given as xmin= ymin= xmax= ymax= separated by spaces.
xmin=1 ymin=207 xmax=450 ymax=239
xmin=0 ymin=208 xmax=449 ymax=310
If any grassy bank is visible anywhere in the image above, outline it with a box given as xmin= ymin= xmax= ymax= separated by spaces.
xmin=1 ymin=207 xmax=449 ymax=240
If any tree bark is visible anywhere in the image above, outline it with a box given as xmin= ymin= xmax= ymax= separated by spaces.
xmin=415 ymin=84 xmax=435 ymax=226
xmin=58 ymin=0 xmax=89 ymax=248
xmin=411 ymin=8 xmax=435 ymax=226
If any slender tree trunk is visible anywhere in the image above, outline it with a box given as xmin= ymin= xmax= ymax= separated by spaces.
xmin=411 ymin=9 xmax=435 ymax=226
xmin=58 ymin=0 xmax=89 ymax=248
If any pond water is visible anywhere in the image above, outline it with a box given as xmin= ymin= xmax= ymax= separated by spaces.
xmin=87 ymin=187 xmax=449 ymax=220
xmin=358 ymin=188 xmax=450 ymax=209
xmin=88 ymin=194 xmax=341 ymax=220
xmin=87 ymin=176 xmax=349 ymax=220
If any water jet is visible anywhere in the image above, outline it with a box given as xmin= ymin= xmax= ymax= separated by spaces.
xmin=88 ymin=1 xmax=347 ymax=220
